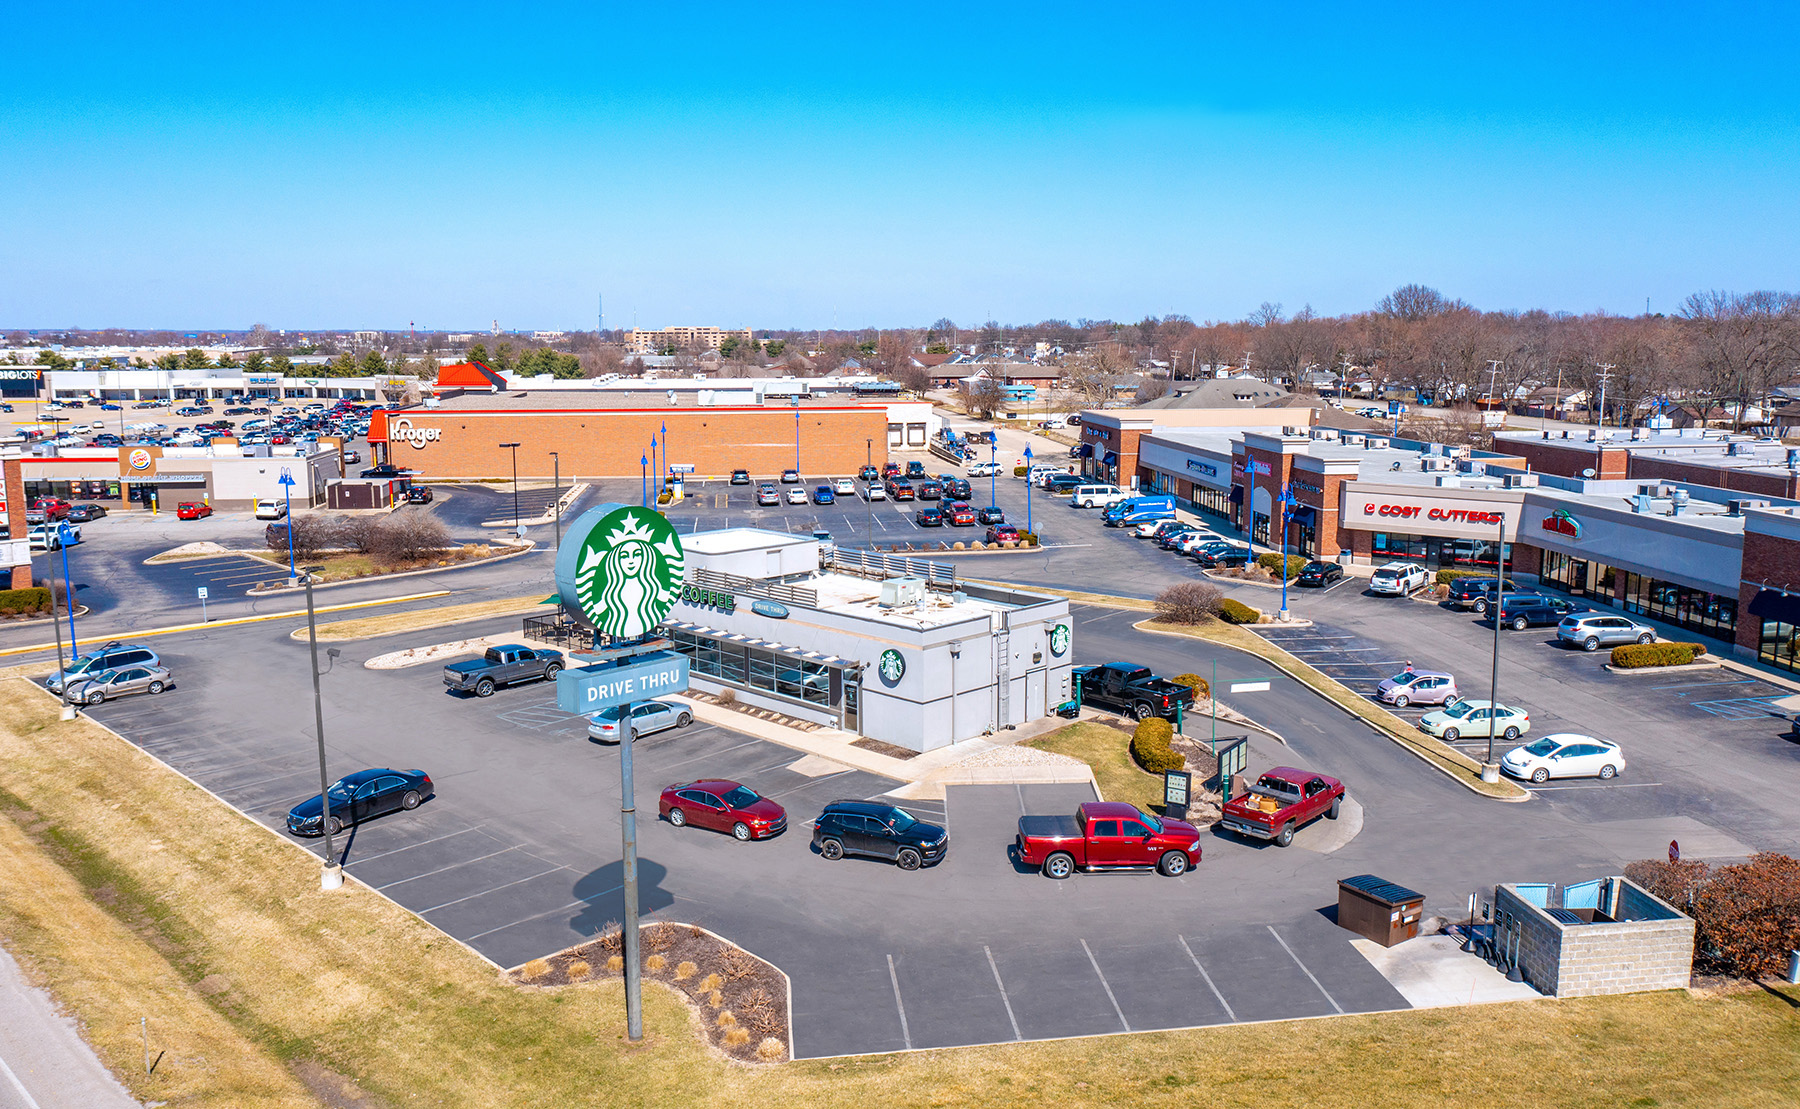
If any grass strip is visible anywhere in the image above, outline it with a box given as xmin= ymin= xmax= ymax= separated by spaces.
xmin=1024 ymin=721 xmax=1164 ymax=813
xmin=2 ymin=679 xmax=1798 ymax=1107
xmin=291 ymin=594 xmax=551 ymax=642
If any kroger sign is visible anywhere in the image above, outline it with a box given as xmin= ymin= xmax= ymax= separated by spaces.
xmin=390 ymin=418 xmax=442 ymax=449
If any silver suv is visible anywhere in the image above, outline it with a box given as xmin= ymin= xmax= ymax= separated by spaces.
xmin=1557 ymin=613 xmax=1657 ymax=652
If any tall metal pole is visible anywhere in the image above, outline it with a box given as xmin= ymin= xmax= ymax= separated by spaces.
xmin=500 ymin=442 xmax=521 ymax=535
xmin=794 ymin=404 xmax=801 ymax=472
xmin=989 ymin=440 xmax=997 ymax=506
xmin=549 ymin=452 xmax=561 ymax=551
xmin=1485 ymin=513 xmax=1506 ymax=779
xmin=305 ymin=572 xmax=341 ymax=887
xmin=864 ymin=438 xmax=873 ymax=542
xmin=50 ymin=571 xmax=73 ymax=720
xmin=1023 ymin=445 xmax=1033 ymax=534
xmin=59 ymin=526 xmax=77 ymax=656
xmin=640 ymin=456 xmax=648 ymax=506
xmin=619 ymin=702 xmax=643 ymax=1040
xmin=1278 ymin=485 xmax=1289 ymax=621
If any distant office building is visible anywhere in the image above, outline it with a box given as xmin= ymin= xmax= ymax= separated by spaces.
xmin=626 ymin=326 xmax=753 ymax=354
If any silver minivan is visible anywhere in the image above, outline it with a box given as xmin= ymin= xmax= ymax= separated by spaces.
xmin=1557 ymin=613 xmax=1656 ymax=651
xmin=45 ymin=642 xmax=161 ymax=694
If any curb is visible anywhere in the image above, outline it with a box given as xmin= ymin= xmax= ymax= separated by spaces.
xmin=1602 ymin=660 xmax=1723 ymax=675
xmin=245 ymin=542 xmax=536 ymax=595
xmin=476 ymin=483 xmax=589 ymax=528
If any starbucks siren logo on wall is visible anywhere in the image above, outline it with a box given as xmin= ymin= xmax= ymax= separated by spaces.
xmin=877 ymin=649 xmax=906 ymax=685
xmin=554 ymin=504 xmax=685 ymax=640
xmin=1049 ymin=623 xmax=1071 ymax=657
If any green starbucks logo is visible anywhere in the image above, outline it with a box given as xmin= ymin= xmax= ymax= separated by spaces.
xmin=1049 ymin=623 xmax=1071 ymax=657
xmin=878 ymin=649 xmax=906 ymax=685
xmin=555 ymin=504 xmax=685 ymax=640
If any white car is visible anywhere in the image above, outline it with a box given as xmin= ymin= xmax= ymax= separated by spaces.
xmin=254 ymin=499 xmax=288 ymax=520
xmin=1368 ymin=562 xmax=1429 ymax=596
xmin=1418 ymin=699 xmax=1530 ymax=743
xmin=833 ymin=478 xmax=857 ymax=495
xmin=967 ymin=461 xmax=1000 ymax=477
xmin=863 ymin=483 xmax=886 ymax=501
xmin=28 ymin=523 xmax=80 ymax=551
xmin=1501 ymin=734 xmax=1626 ymax=783
xmin=784 ymin=487 xmax=808 ymax=505
xmin=587 ymin=700 xmax=692 ymax=742
xmin=1174 ymin=531 xmax=1225 ymax=554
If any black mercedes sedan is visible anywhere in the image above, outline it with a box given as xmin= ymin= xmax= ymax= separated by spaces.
xmin=287 ymin=768 xmax=433 ymax=837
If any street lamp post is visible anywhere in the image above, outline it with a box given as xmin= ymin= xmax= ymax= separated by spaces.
xmin=302 ymin=565 xmax=343 ymax=889
xmin=640 ymin=455 xmax=649 ymax=506
xmin=278 ymin=467 xmax=298 ymax=585
xmin=660 ymin=422 xmax=668 ymax=481
xmin=1276 ymin=483 xmax=1296 ymax=621
xmin=548 ymin=451 xmax=561 ymax=551
xmin=989 ymin=440 xmax=998 ymax=507
xmin=499 ymin=442 xmax=521 ymax=537
xmin=793 ymin=401 xmax=801 ymax=473
xmin=50 ymin=564 xmax=73 ymax=721
xmin=865 ymin=438 xmax=873 ymax=543
xmin=58 ymin=522 xmax=78 ymax=657
xmin=1023 ymin=445 xmax=1034 ymax=535
xmin=1483 ymin=514 xmax=1507 ymax=783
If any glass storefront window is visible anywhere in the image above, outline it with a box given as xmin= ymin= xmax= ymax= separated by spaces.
xmin=1371 ymin=534 xmax=1512 ymax=569
xmin=1759 ymin=620 xmax=1800 ymax=674
xmin=1251 ymin=512 xmax=1270 ymax=546
xmin=1188 ymin=486 xmax=1232 ymax=521
xmin=1619 ymin=572 xmax=1736 ymax=641
xmin=666 ymin=627 xmax=838 ymax=708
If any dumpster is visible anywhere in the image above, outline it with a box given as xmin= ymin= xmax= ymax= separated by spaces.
xmin=1337 ymin=874 xmax=1426 ymax=947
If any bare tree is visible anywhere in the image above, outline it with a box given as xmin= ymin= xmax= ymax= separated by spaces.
xmin=959 ymin=377 xmax=1008 ymax=419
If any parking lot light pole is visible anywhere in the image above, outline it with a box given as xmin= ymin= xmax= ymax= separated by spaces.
xmin=865 ymin=438 xmax=873 ymax=543
xmin=640 ymin=455 xmax=648 ymax=506
xmin=302 ymin=565 xmax=343 ymax=889
xmin=793 ymin=401 xmax=801 ymax=473
xmin=58 ymin=523 xmax=78 ymax=657
xmin=1483 ymin=514 xmax=1506 ymax=782
xmin=1277 ymin=483 xmax=1296 ymax=622
xmin=278 ymin=467 xmax=298 ymax=585
xmin=619 ymin=703 xmax=644 ymax=1041
xmin=499 ymin=442 xmax=521 ymax=537
xmin=1023 ymin=445 xmax=1034 ymax=534
xmin=989 ymin=440 xmax=998 ymax=506
xmin=548 ymin=451 xmax=561 ymax=551
xmin=50 ymin=579 xmax=74 ymax=720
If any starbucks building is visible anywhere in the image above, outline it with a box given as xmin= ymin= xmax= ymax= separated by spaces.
xmin=637 ymin=528 xmax=1076 ymax=753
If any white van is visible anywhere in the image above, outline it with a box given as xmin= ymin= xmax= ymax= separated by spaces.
xmin=1072 ymin=484 xmax=1127 ymax=508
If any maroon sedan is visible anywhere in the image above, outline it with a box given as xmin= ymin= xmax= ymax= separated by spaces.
xmin=660 ymin=780 xmax=788 ymax=841
xmin=945 ymin=501 xmax=977 ymax=526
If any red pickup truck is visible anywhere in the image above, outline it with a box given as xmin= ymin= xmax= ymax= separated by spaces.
xmin=1218 ymin=767 xmax=1345 ymax=847
xmin=1015 ymin=801 xmax=1202 ymax=879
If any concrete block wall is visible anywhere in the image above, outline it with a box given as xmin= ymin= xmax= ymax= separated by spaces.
xmin=1497 ymin=879 xmax=1696 ymax=999
xmin=1497 ymin=885 xmax=1565 ymax=995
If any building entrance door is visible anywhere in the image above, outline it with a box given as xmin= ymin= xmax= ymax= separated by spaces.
xmin=1025 ymin=669 xmax=1045 ymax=718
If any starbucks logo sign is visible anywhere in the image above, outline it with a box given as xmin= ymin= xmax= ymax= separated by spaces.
xmin=877 ymin=649 xmax=906 ymax=685
xmin=554 ymin=504 xmax=685 ymax=640
xmin=1049 ymin=623 xmax=1071 ymax=657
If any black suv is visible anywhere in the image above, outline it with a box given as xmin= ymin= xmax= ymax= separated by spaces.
xmin=1446 ymin=576 xmax=1517 ymax=611
xmin=812 ymin=801 xmax=948 ymax=870
xmin=937 ymin=475 xmax=972 ymax=500
xmin=916 ymin=480 xmax=943 ymax=500
xmin=1495 ymin=594 xmax=1590 ymax=630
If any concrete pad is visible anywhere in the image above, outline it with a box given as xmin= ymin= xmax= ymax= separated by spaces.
xmin=1293 ymin=796 xmax=1363 ymax=854
xmin=1569 ymin=815 xmax=1758 ymax=862
xmin=785 ymin=753 xmax=856 ymax=777
xmin=1350 ymin=935 xmax=1543 ymax=1008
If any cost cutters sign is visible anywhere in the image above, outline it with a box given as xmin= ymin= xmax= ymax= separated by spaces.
xmin=1342 ymin=487 xmax=1519 ymax=539
xmin=390 ymin=418 xmax=442 ymax=449
xmin=1363 ymin=502 xmax=1505 ymax=525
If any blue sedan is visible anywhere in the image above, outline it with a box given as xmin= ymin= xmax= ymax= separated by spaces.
xmin=813 ymin=485 xmax=836 ymax=504
xmin=287 ymin=768 xmax=434 ymax=837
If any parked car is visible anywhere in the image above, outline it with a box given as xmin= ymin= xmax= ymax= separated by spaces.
xmin=253 ymin=498 xmax=288 ymax=520
xmin=945 ymin=502 xmax=977 ymax=526
xmin=442 ymin=644 xmax=564 ymax=697
xmin=856 ymin=464 xmax=881 ymax=483
xmin=881 ymin=461 xmax=902 ymax=479
xmin=1173 ymin=531 xmax=1222 ymax=554
xmin=1071 ymin=484 xmax=1127 ymax=508
xmin=286 ymin=768 xmax=434 ymax=837
xmin=1419 ymin=699 xmax=1530 ymax=742
xmin=63 ymin=664 xmax=174 ymax=705
xmin=660 ymin=779 xmax=786 ymax=840
xmin=967 ymin=461 xmax=1000 ymax=477
xmin=28 ymin=523 xmax=81 ymax=551
xmin=940 ymin=477 xmax=972 ymax=500
xmin=1446 ymin=576 xmax=1517 ymax=610
xmin=1072 ymin=662 xmax=1196 ymax=722
xmin=986 ymin=524 xmax=1021 ymax=543
xmin=1044 ymin=474 xmax=1084 ymax=495
xmin=905 ymin=460 xmax=927 ymax=479
xmin=1016 ymin=801 xmax=1202 ymax=878
xmin=1495 ymin=594 xmax=1591 ymax=630
xmin=780 ymin=469 xmax=802 ymax=484
xmin=1471 ymin=588 xmax=1543 ymax=617
xmin=175 ymin=502 xmax=213 ymax=520
xmin=65 ymin=503 xmax=107 ymax=523
xmin=917 ymin=480 xmax=943 ymax=501
xmin=29 ymin=497 xmax=72 ymax=521
xmin=1218 ymin=767 xmax=1346 ymax=847
xmin=885 ymin=478 xmax=915 ymax=501
xmin=914 ymin=506 xmax=944 ymax=527
xmin=1141 ymin=520 xmax=1190 ymax=544
xmin=1194 ymin=545 xmax=1250 ymax=568
xmin=587 ymin=700 xmax=692 ymax=742
xmin=833 ymin=477 xmax=857 ymax=496
xmin=1558 ymin=613 xmax=1657 ymax=651
xmin=784 ymin=487 xmax=809 ymax=505
xmin=45 ymin=642 xmax=160 ymax=695
xmin=730 ymin=469 xmax=752 ymax=485
xmin=1375 ymin=667 xmax=1459 ymax=708
xmin=811 ymin=800 xmax=948 ymax=870
xmin=976 ymin=505 xmax=1005 ymax=525
xmin=863 ymin=483 xmax=886 ymax=501
xmin=1294 ymin=560 xmax=1344 ymax=587
xmin=756 ymin=483 xmax=780 ymax=506
xmin=1152 ymin=525 xmax=1200 ymax=549
xmin=1368 ymin=562 xmax=1429 ymax=596
xmin=813 ymin=484 xmax=836 ymax=505
xmin=405 ymin=486 xmax=434 ymax=504
xmin=1500 ymin=734 xmax=1627 ymax=783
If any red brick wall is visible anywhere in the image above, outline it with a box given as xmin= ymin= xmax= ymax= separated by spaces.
xmin=1491 ymin=438 xmax=1624 ymax=479
xmin=1629 ymin=457 xmax=1798 ymax=500
xmin=1736 ymin=528 xmax=1800 ymax=652
xmin=4 ymin=457 xmax=25 ymax=588
xmin=371 ymin=407 xmax=890 ymax=480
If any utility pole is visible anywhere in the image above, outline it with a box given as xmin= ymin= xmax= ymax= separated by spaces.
xmin=1593 ymin=363 xmax=1616 ymax=430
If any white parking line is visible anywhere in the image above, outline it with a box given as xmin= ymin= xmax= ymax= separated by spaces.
xmin=417 ymin=866 xmax=567 ymax=914
xmin=348 ymin=825 xmax=487 ymax=866
xmin=1177 ymin=935 xmax=1236 ymax=1021
xmin=1267 ymin=925 xmax=1343 ymax=1014
xmin=648 ymin=739 xmax=765 ymax=776
xmin=374 ymin=846 xmax=523 ymax=891
xmin=984 ymin=945 xmax=1022 ymax=1040
xmin=887 ymin=954 xmax=913 ymax=1050
xmin=463 ymin=883 xmax=623 ymax=941
xmin=1530 ymin=782 xmax=1665 ymax=791
xmin=1080 ymin=938 xmax=1131 ymax=1031
xmin=0 ymin=1053 xmax=43 ymax=1109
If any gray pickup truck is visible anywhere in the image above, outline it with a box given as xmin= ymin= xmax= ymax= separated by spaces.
xmin=443 ymin=644 xmax=564 ymax=697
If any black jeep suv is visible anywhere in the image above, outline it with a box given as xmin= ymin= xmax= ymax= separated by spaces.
xmin=811 ymin=801 xmax=948 ymax=870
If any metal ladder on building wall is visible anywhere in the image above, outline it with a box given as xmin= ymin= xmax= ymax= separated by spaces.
xmin=995 ymin=627 xmax=1012 ymax=728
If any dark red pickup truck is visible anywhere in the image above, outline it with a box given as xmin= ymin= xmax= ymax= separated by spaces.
xmin=1015 ymin=801 xmax=1202 ymax=879
xmin=1218 ymin=767 xmax=1344 ymax=847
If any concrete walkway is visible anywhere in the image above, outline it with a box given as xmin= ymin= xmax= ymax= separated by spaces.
xmin=0 ymin=945 xmax=140 ymax=1109
xmin=1350 ymin=934 xmax=1543 ymax=1008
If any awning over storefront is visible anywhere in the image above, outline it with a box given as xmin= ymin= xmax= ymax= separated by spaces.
xmin=1229 ymin=486 xmax=1243 ymax=504
xmin=1747 ymin=589 xmax=1800 ymax=625
xmin=1072 ymin=443 xmax=1093 ymax=458
xmin=660 ymin=621 xmax=861 ymax=670
xmin=1290 ymin=506 xmax=1318 ymax=526
xmin=1102 ymin=451 xmax=1118 ymax=466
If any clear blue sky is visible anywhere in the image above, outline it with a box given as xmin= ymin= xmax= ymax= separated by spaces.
xmin=5 ymin=2 xmax=1797 ymax=331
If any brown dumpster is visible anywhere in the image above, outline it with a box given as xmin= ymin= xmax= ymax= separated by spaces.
xmin=1337 ymin=874 xmax=1425 ymax=947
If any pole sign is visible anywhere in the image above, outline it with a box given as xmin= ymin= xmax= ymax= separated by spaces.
xmin=1163 ymin=769 xmax=1191 ymax=822
xmin=556 ymin=651 xmax=690 ymax=713
xmin=553 ymin=503 xmax=686 ymax=639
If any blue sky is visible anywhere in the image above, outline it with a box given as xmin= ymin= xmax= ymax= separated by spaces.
xmin=5 ymin=2 xmax=1797 ymax=331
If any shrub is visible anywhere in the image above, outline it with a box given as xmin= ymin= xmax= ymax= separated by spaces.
xmin=1435 ymin=568 xmax=1495 ymax=585
xmin=1217 ymin=598 xmax=1261 ymax=624
xmin=1171 ymin=673 xmax=1211 ymax=698
xmin=1130 ymin=717 xmax=1183 ymax=774
xmin=1623 ymin=858 xmax=1711 ymax=914
xmin=1154 ymin=582 xmax=1223 ymax=625
xmin=645 ymin=953 xmax=667 ymax=972
xmin=674 ymin=960 xmax=697 ymax=980
xmin=1017 ymin=530 xmax=1039 ymax=547
xmin=606 ymin=954 xmax=624 ymax=972
xmin=1610 ymin=642 xmax=1704 ymax=668
xmin=0 ymin=587 xmax=52 ymax=616
xmin=522 ymin=958 xmax=550 ymax=980
xmin=755 ymin=1037 xmax=787 ymax=1061
xmin=699 ymin=972 xmax=724 ymax=992
xmin=1255 ymin=553 xmax=1309 ymax=578
xmin=369 ymin=514 xmax=450 ymax=564
xmin=1013 ymin=465 xmax=1029 ymax=477
xmin=1691 ymin=853 xmax=1800 ymax=978
xmin=565 ymin=958 xmax=590 ymax=981
xmin=724 ymin=1027 xmax=751 ymax=1047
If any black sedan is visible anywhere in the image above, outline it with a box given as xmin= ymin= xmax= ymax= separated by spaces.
xmin=1295 ymin=560 xmax=1344 ymax=587
xmin=287 ymin=768 xmax=433 ymax=837
xmin=66 ymin=503 xmax=108 ymax=522
xmin=405 ymin=486 xmax=434 ymax=504
xmin=914 ymin=507 xmax=944 ymax=527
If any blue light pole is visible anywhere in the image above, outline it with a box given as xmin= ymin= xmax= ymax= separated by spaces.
xmin=649 ymin=435 xmax=657 ymax=496
xmin=793 ymin=401 xmax=801 ymax=473
xmin=660 ymin=421 xmax=668 ymax=479
xmin=640 ymin=455 xmax=649 ymax=506
xmin=278 ymin=467 xmax=298 ymax=584
xmin=1023 ymin=445 xmax=1034 ymax=535
xmin=989 ymin=440 xmax=998 ymax=507
xmin=1276 ymin=482 xmax=1297 ymax=620
xmin=57 ymin=522 xmax=78 ymax=656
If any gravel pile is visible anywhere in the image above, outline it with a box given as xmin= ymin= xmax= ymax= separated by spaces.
xmin=953 ymin=744 xmax=1084 ymax=769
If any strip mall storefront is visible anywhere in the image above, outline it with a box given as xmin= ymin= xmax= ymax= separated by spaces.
xmin=1337 ymin=483 xmax=1528 ymax=571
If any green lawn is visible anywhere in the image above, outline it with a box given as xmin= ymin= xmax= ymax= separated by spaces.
xmin=1026 ymin=720 xmax=1166 ymax=814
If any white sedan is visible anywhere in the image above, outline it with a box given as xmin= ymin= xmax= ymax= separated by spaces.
xmin=863 ymin=484 xmax=886 ymax=501
xmin=1501 ymin=734 xmax=1626 ymax=783
xmin=587 ymin=700 xmax=693 ymax=743
xmin=784 ymin=487 xmax=809 ymax=505
xmin=833 ymin=478 xmax=857 ymax=495
xmin=1418 ymin=699 xmax=1530 ymax=742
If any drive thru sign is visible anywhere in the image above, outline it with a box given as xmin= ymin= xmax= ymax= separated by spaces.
xmin=555 ymin=650 xmax=689 ymax=713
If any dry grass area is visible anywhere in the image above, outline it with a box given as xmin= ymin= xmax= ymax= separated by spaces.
xmin=1026 ymin=721 xmax=1165 ymax=814
xmin=2 ymin=678 xmax=1799 ymax=1108
xmin=244 ymin=542 xmax=515 ymax=585
xmin=290 ymin=594 xmax=551 ymax=642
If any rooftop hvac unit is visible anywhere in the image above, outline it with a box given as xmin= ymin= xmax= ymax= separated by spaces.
xmin=1342 ymin=434 xmax=1365 ymax=447
xmin=879 ymin=577 xmax=927 ymax=607
xmin=1632 ymin=493 xmax=1653 ymax=514
xmin=1669 ymin=488 xmax=1691 ymax=515
xmin=1366 ymin=437 xmax=1390 ymax=449
xmin=1420 ymin=456 xmax=1451 ymax=472
xmin=1788 ymin=449 xmax=1800 ymax=469
xmin=1502 ymin=472 xmax=1539 ymax=489
xmin=1728 ymin=499 xmax=1770 ymax=516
